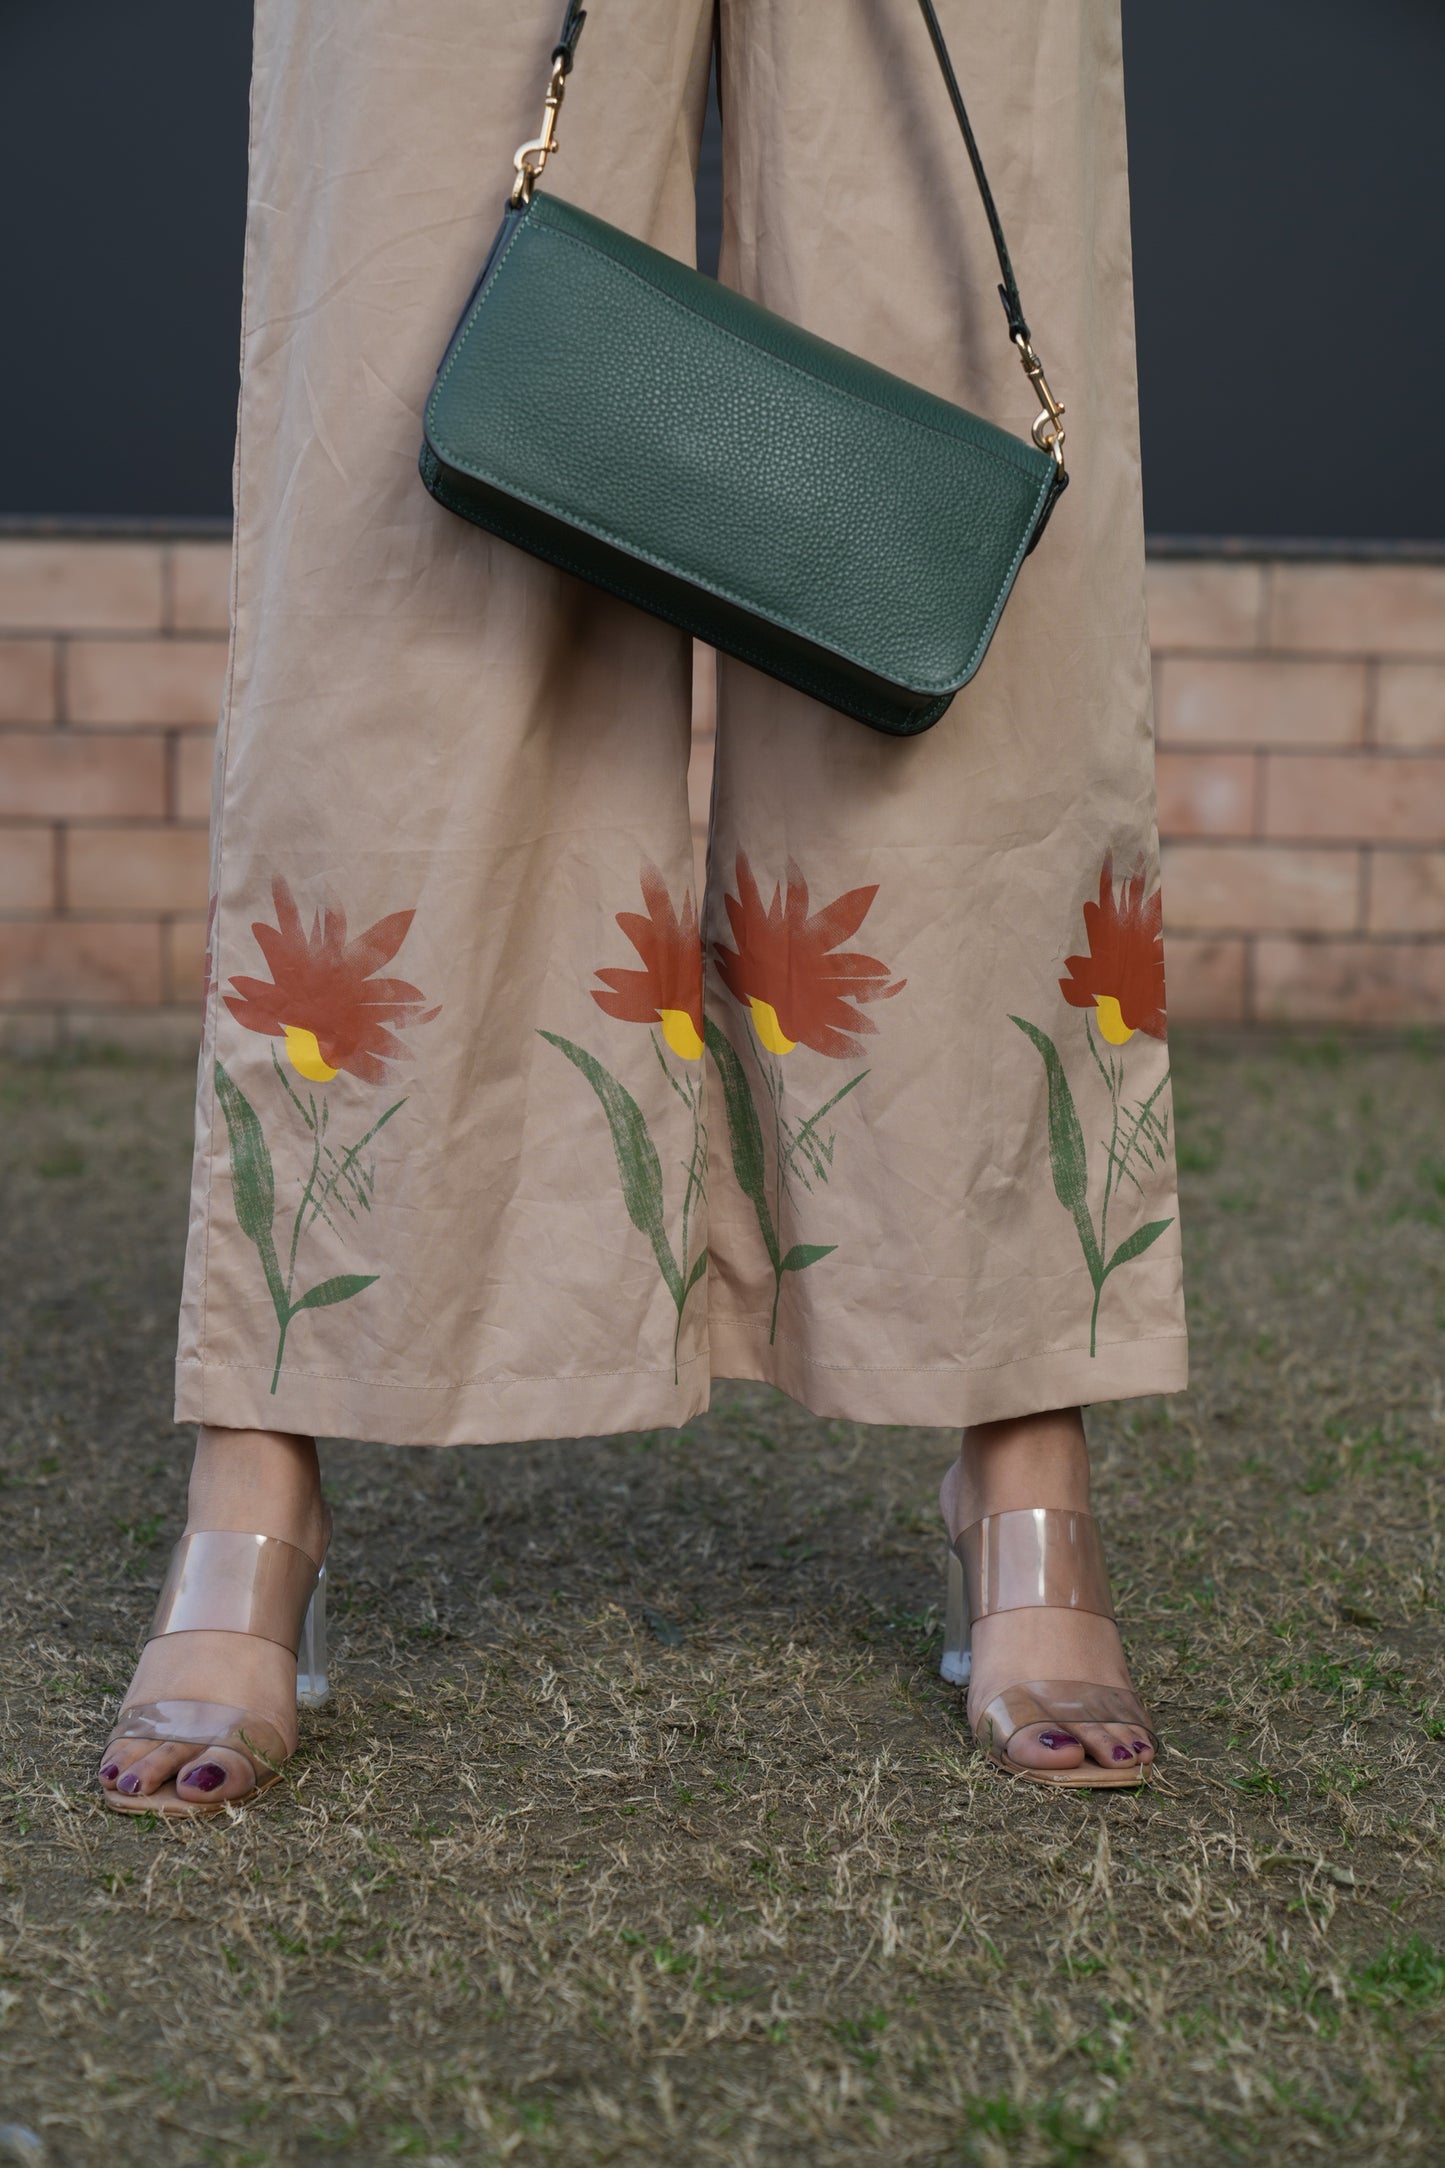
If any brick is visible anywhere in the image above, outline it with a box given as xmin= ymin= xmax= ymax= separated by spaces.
xmin=1145 ymin=559 xmax=1265 ymax=651
xmin=0 ymin=920 xmax=162 ymax=1005
xmin=170 ymin=541 xmax=233 ymax=632
xmin=1157 ymin=657 xmax=1365 ymax=749
xmin=1367 ymin=850 xmax=1445 ymax=934
xmin=1162 ymin=935 xmax=1248 ymax=1024
xmin=175 ymin=730 xmax=217 ymax=822
xmin=1154 ymin=750 xmax=1255 ymax=837
xmin=0 ymin=540 xmax=165 ymax=633
xmin=1376 ymin=661 xmax=1445 ymax=749
xmin=0 ymin=730 xmax=166 ymax=819
xmin=66 ymin=826 xmax=211 ymax=914
xmin=67 ymin=638 xmax=228 ymax=727
xmin=1265 ymin=562 xmax=1445 ymax=657
xmin=0 ymin=827 xmax=56 ymax=911
xmin=165 ymin=914 xmax=210 ymax=1002
xmin=1262 ymin=752 xmax=1445 ymax=842
xmin=1162 ymin=843 xmax=1359 ymax=933
xmin=1255 ymin=937 xmax=1445 ymax=1024
xmin=0 ymin=639 xmax=58 ymax=723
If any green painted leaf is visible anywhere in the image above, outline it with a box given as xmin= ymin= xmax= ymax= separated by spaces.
xmin=704 ymin=1018 xmax=780 ymax=1269
xmin=780 ymin=1242 xmax=836 ymax=1273
xmin=291 ymin=1272 xmax=380 ymax=1314
xmin=215 ymin=1059 xmax=286 ymax=1316
xmin=1103 ymin=1217 xmax=1172 ymax=1279
xmin=540 ymin=1032 xmax=682 ymax=1304
xmin=798 ymin=1070 xmax=868 ymax=1135
xmin=1010 ymin=1016 xmax=1104 ymax=1286
xmin=683 ymin=1247 xmax=709 ymax=1298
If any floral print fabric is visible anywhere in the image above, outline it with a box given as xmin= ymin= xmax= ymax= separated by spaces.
xmin=174 ymin=0 xmax=1186 ymax=1445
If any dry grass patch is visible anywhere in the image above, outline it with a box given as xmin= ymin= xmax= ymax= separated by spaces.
xmin=0 ymin=1033 xmax=1442 ymax=2164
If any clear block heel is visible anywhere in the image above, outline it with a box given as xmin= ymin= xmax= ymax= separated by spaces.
xmin=295 ymin=1563 xmax=329 ymax=1708
xmin=940 ymin=1543 xmax=972 ymax=1685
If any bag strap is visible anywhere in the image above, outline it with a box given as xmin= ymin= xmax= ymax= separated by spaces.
xmin=510 ymin=0 xmax=1064 ymax=471
xmin=913 ymin=0 xmax=1026 ymax=343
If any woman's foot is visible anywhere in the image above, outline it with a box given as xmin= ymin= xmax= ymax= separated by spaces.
xmin=940 ymin=1408 xmax=1154 ymax=1778
xmin=99 ymin=1426 xmax=327 ymax=1809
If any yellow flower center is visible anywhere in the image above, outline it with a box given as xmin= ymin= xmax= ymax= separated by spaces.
xmin=749 ymin=997 xmax=797 ymax=1056
xmin=284 ymin=1024 xmax=339 ymax=1082
xmin=659 ymin=1007 xmax=704 ymax=1062
xmin=1094 ymin=995 xmax=1135 ymax=1046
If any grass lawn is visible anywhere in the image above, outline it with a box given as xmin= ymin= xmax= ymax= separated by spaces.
xmin=0 ymin=1032 xmax=1442 ymax=2165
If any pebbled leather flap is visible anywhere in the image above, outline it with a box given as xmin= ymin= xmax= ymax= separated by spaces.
xmin=424 ymin=193 xmax=1056 ymax=703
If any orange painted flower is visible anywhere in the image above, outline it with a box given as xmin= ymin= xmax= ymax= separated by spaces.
xmin=714 ymin=853 xmax=905 ymax=1059
xmin=224 ymin=877 xmax=439 ymax=1084
xmin=591 ymin=867 xmax=704 ymax=1061
xmin=1059 ymin=856 xmax=1166 ymax=1045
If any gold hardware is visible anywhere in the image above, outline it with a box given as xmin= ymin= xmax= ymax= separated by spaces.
xmin=1013 ymin=332 xmax=1066 ymax=469
xmin=511 ymin=54 xmax=568 ymax=206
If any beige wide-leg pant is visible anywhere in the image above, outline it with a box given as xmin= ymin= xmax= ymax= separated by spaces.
xmin=176 ymin=0 xmax=1188 ymax=1446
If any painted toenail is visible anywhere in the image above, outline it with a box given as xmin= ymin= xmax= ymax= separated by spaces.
xmin=1112 ymin=1744 xmax=1134 ymax=1761
xmin=1132 ymin=1740 xmax=1150 ymax=1754
xmin=100 ymin=1763 xmax=120 ymax=1782
xmin=1039 ymin=1731 xmax=1079 ymax=1749
xmin=184 ymin=1764 xmax=227 ymax=1793
xmin=117 ymin=1771 xmax=143 ymax=1794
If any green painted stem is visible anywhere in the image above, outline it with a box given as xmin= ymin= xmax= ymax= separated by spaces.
xmin=270 ymin=1312 xmax=290 ymax=1394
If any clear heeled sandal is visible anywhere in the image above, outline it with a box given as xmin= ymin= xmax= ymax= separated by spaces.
xmin=941 ymin=1506 xmax=1158 ymax=1789
xmin=101 ymin=1524 xmax=330 ymax=1818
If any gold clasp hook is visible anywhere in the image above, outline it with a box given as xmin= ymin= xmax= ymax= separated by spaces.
xmin=1013 ymin=332 xmax=1066 ymax=468
xmin=511 ymin=54 xmax=568 ymax=206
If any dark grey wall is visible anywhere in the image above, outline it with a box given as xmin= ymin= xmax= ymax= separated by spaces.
xmin=2 ymin=1 xmax=1441 ymax=543
xmin=1 ymin=2 xmax=253 ymax=522
xmin=1121 ymin=0 xmax=1441 ymax=544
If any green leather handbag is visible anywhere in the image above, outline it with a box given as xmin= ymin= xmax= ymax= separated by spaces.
xmin=421 ymin=0 xmax=1067 ymax=736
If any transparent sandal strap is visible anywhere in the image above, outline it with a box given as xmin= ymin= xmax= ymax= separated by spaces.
xmin=977 ymin=1679 xmax=1157 ymax=1753
xmin=108 ymin=1699 xmax=289 ymax=1778
xmin=953 ymin=1507 xmax=1114 ymax=1623
xmin=148 ymin=1531 xmax=323 ymax=1655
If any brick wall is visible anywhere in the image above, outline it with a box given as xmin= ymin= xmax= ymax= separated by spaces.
xmin=1 ymin=535 xmax=1442 ymax=1046
xmin=1151 ymin=557 xmax=1445 ymax=1024
xmin=0 ymin=538 xmax=229 ymax=1050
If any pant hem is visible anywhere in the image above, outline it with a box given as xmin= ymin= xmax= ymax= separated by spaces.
xmin=173 ymin=1353 xmax=713 ymax=1447
xmin=704 ymin=1321 xmax=1190 ymax=1428
xmin=176 ymin=1326 xmax=1188 ymax=1446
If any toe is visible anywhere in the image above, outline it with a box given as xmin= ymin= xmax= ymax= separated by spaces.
xmin=999 ymin=1721 xmax=1088 ymax=1772
xmin=1074 ymin=1722 xmax=1150 ymax=1771
xmin=111 ymin=1742 xmax=193 ymax=1799
xmin=99 ymin=1738 xmax=152 ymax=1790
xmin=175 ymin=1749 xmax=256 ymax=1805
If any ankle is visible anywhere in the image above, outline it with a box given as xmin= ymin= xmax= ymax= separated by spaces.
xmin=186 ymin=1426 xmax=327 ymax=1559
xmin=946 ymin=1408 xmax=1091 ymax=1533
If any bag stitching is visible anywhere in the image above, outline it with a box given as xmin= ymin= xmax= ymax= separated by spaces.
xmin=426 ymin=209 xmax=1054 ymax=697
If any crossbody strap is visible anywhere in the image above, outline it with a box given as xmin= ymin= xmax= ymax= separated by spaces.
xmin=510 ymin=0 xmax=1064 ymax=470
